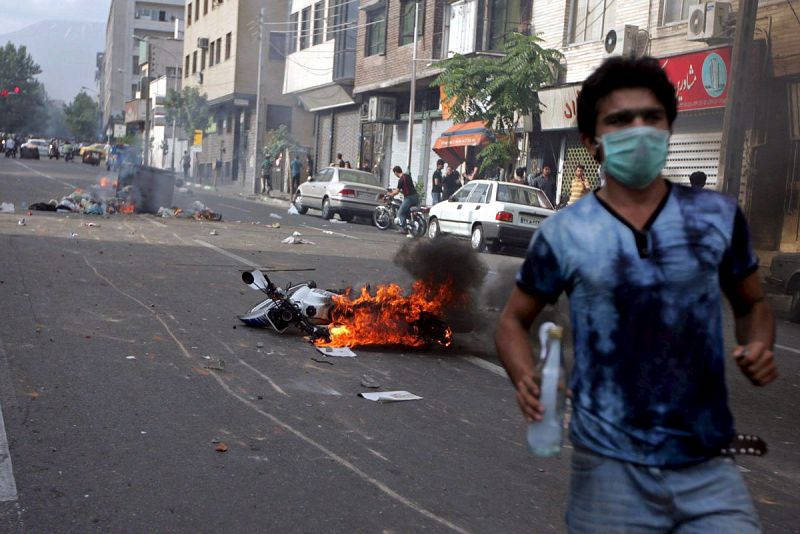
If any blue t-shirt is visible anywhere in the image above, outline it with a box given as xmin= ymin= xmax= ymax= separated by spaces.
xmin=290 ymin=159 xmax=302 ymax=176
xmin=516 ymin=183 xmax=757 ymax=467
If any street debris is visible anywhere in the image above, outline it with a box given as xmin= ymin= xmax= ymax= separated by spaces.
xmin=281 ymin=236 xmax=315 ymax=245
xmin=126 ymin=355 xmax=136 ymax=360
xmin=70 ymin=232 xmax=78 ymax=239
xmin=292 ymin=231 xmax=302 ymax=236
xmin=311 ymin=357 xmax=334 ymax=365
xmin=17 ymin=218 xmax=25 ymax=226
xmin=329 ymin=219 xmax=348 ymax=224
xmin=359 ymin=391 xmax=423 ymax=403
xmin=256 ymin=341 xmax=264 ymax=348
xmin=157 ymin=201 xmax=222 ymax=221
xmin=316 ymin=346 xmax=356 ymax=358
xmin=323 ymin=230 xmax=334 ymax=235
xmin=209 ymin=229 xmax=218 ymax=236
xmin=203 ymin=359 xmax=226 ymax=371
xmin=287 ymin=205 xmax=299 ymax=215
xmin=0 ymin=202 xmax=14 ymax=213
xmin=360 ymin=374 xmax=381 ymax=388
xmin=84 ymin=222 xmax=100 ymax=228
xmin=270 ymin=222 xmax=281 ymax=228
xmin=215 ymin=442 xmax=229 ymax=453
xmin=270 ymin=213 xmax=282 ymax=219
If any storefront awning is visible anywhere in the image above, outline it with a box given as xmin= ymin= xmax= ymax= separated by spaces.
xmin=432 ymin=121 xmax=495 ymax=168
xmin=297 ymin=85 xmax=356 ymax=113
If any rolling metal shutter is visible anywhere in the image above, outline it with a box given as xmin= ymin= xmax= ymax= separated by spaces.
xmin=332 ymin=108 xmax=360 ymax=166
xmin=663 ymin=132 xmax=722 ymax=187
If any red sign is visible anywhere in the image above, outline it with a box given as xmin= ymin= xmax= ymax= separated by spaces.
xmin=660 ymin=47 xmax=731 ymax=111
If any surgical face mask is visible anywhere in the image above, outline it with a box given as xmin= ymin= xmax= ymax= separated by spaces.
xmin=598 ymin=126 xmax=669 ymax=190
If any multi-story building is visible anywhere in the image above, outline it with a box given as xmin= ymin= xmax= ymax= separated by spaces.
xmin=181 ymin=0 xmax=313 ymax=191
xmin=523 ymin=0 xmax=800 ymax=250
xmin=283 ymin=0 xmax=359 ymax=173
xmin=102 ymin=0 xmax=185 ymax=133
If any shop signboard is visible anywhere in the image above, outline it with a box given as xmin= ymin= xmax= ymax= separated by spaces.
xmin=539 ymin=84 xmax=581 ymax=131
xmin=660 ymin=47 xmax=731 ymax=111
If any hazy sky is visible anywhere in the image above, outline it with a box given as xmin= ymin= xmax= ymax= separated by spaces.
xmin=0 ymin=0 xmax=112 ymax=34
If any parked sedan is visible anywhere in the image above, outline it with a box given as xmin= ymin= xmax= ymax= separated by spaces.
xmin=427 ymin=180 xmax=555 ymax=252
xmin=293 ymin=167 xmax=386 ymax=221
xmin=767 ymin=253 xmax=800 ymax=321
xmin=19 ymin=139 xmax=48 ymax=159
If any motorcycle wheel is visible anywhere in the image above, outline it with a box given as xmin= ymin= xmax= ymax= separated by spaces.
xmin=373 ymin=206 xmax=392 ymax=231
xmin=410 ymin=213 xmax=427 ymax=238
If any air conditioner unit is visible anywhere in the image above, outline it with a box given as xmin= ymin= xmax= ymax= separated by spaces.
xmin=687 ymin=2 xmax=732 ymax=41
xmin=197 ymin=37 xmax=210 ymax=49
xmin=367 ymin=96 xmax=396 ymax=123
xmin=603 ymin=25 xmax=639 ymax=57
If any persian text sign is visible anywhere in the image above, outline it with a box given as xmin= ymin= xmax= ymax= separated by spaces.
xmin=539 ymin=84 xmax=581 ymax=131
xmin=660 ymin=47 xmax=731 ymax=111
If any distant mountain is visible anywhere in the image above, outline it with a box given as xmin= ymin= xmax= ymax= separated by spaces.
xmin=0 ymin=20 xmax=105 ymax=102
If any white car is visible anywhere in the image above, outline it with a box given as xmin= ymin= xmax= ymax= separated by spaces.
xmin=427 ymin=179 xmax=555 ymax=252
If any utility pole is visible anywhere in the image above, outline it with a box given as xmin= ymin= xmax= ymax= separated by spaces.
xmin=405 ymin=1 xmax=420 ymax=175
xmin=717 ymin=0 xmax=759 ymax=200
xmin=252 ymin=7 xmax=266 ymax=194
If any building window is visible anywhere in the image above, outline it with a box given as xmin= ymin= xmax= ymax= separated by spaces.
xmin=192 ymin=50 xmax=197 ymax=73
xmin=399 ymin=1 xmax=424 ymax=46
xmin=185 ymin=54 xmax=190 ymax=77
xmin=204 ymin=0 xmax=208 ymax=15
xmin=662 ymin=0 xmax=700 ymax=24
xmin=195 ymin=1 xmax=200 ymax=21
xmin=166 ymin=66 xmax=177 ymax=77
xmin=132 ymin=55 xmax=140 ymax=75
xmin=269 ymin=32 xmax=287 ymax=60
xmin=215 ymin=37 xmax=221 ymax=63
xmin=201 ymin=49 xmax=207 ymax=70
xmin=187 ymin=3 xmax=192 ymax=25
xmin=209 ymin=41 xmax=215 ymax=66
xmin=313 ymin=2 xmax=324 ymax=45
xmin=266 ymin=104 xmax=292 ymax=132
xmin=159 ymin=10 xmax=167 ymax=21
xmin=300 ymin=7 xmax=311 ymax=49
xmin=225 ymin=32 xmax=232 ymax=59
xmin=568 ymin=0 xmax=615 ymax=43
xmin=289 ymin=13 xmax=299 ymax=53
xmin=326 ymin=0 xmax=339 ymax=41
xmin=365 ymin=8 xmax=386 ymax=56
xmin=488 ymin=0 xmax=524 ymax=50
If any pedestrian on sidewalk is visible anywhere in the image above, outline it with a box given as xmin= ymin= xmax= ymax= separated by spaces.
xmin=443 ymin=165 xmax=460 ymax=199
xmin=567 ymin=164 xmax=590 ymax=205
xmin=290 ymin=155 xmax=302 ymax=196
xmin=260 ymin=154 xmax=272 ymax=195
xmin=531 ymin=165 xmax=557 ymax=207
xmin=431 ymin=159 xmax=444 ymax=205
xmin=181 ymin=151 xmax=191 ymax=181
xmin=495 ymin=56 xmax=777 ymax=533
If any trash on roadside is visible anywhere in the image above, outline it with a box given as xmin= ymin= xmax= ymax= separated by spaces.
xmin=256 ymin=341 xmax=264 ymax=348
xmin=84 ymin=222 xmax=100 ymax=228
xmin=270 ymin=213 xmax=282 ymax=220
xmin=281 ymin=236 xmax=315 ymax=245
xmin=17 ymin=218 xmax=26 ymax=226
xmin=311 ymin=357 xmax=334 ymax=365
xmin=287 ymin=205 xmax=299 ymax=215
xmin=70 ymin=232 xmax=78 ymax=239
xmin=360 ymin=374 xmax=381 ymax=389
xmin=329 ymin=219 xmax=348 ymax=224
xmin=126 ymin=355 xmax=136 ymax=360
xmin=292 ymin=231 xmax=302 ymax=236
xmin=323 ymin=230 xmax=334 ymax=235
xmin=270 ymin=223 xmax=281 ymax=228
xmin=215 ymin=442 xmax=229 ymax=453
xmin=1 ymin=202 xmax=15 ymax=213
xmin=358 ymin=391 xmax=423 ymax=403
xmin=209 ymin=229 xmax=218 ymax=236
xmin=316 ymin=346 xmax=356 ymax=358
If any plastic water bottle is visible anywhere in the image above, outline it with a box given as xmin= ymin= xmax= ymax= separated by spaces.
xmin=527 ymin=322 xmax=566 ymax=457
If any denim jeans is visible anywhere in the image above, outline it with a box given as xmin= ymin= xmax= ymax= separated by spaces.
xmin=431 ymin=192 xmax=442 ymax=205
xmin=398 ymin=194 xmax=419 ymax=231
xmin=567 ymin=447 xmax=760 ymax=533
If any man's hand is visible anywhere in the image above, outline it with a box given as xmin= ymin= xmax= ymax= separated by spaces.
xmin=733 ymin=341 xmax=778 ymax=386
xmin=516 ymin=375 xmax=544 ymax=422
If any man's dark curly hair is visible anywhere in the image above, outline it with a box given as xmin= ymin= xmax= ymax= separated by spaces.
xmin=577 ymin=56 xmax=678 ymax=139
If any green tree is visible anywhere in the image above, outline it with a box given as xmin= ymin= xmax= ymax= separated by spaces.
xmin=433 ymin=33 xmax=563 ymax=174
xmin=164 ymin=86 xmax=209 ymax=139
xmin=0 ymin=42 xmax=46 ymax=133
xmin=262 ymin=124 xmax=300 ymax=160
xmin=64 ymin=91 xmax=100 ymax=140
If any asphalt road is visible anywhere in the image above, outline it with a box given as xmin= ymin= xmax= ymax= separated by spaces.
xmin=0 ymin=157 xmax=798 ymax=533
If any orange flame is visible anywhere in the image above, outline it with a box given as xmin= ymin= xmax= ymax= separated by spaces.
xmin=315 ymin=279 xmax=459 ymax=348
xmin=120 ymin=203 xmax=135 ymax=215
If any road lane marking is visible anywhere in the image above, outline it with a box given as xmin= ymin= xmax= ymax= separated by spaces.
xmin=0 ymin=341 xmax=18 ymax=502
xmin=13 ymin=160 xmax=77 ymax=189
xmin=462 ymin=356 xmax=507 ymax=378
xmin=143 ymin=217 xmax=167 ymax=228
xmin=300 ymin=224 xmax=360 ymax=240
xmin=775 ymin=344 xmax=800 ymax=355
xmin=205 ymin=370 xmax=470 ymax=534
xmin=218 ymin=202 xmax=251 ymax=213
xmin=237 ymin=360 xmax=289 ymax=397
xmin=194 ymin=239 xmax=259 ymax=268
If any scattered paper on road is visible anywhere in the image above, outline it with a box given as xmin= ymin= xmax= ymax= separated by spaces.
xmin=287 ymin=205 xmax=299 ymax=215
xmin=282 ymin=236 xmax=315 ymax=245
xmin=359 ymin=391 xmax=423 ymax=403
xmin=316 ymin=346 xmax=356 ymax=358
xmin=270 ymin=213 xmax=283 ymax=219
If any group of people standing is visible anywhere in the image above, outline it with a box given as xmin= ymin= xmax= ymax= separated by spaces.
xmin=430 ymin=159 xmax=477 ymax=204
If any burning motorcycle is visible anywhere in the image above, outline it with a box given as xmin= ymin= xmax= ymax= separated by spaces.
xmin=238 ymin=270 xmax=453 ymax=348
xmin=373 ymin=193 xmax=428 ymax=237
